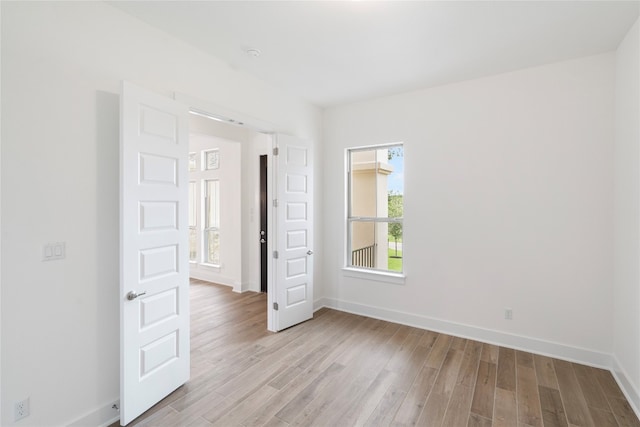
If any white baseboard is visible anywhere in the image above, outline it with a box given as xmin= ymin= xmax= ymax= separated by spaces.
xmin=612 ymin=356 xmax=640 ymax=420
xmin=314 ymin=297 xmax=612 ymax=368
xmin=241 ymin=280 xmax=259 ymax=293
xmin=67 ymin=398 xmax=120 ymax=427
xmin=189 ymin=271 xmax=238 ymax=291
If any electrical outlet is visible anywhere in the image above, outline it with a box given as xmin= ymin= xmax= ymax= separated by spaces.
xmin=505 ymin=308 xmax=513 ymax=320
xmin=14 ymin=397 xmax=30 ymax=421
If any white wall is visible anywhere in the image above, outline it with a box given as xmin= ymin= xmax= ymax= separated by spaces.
xmin=0 ymin=2 xmax=322 ymax=426
xmin=323 ymin=53 xmax=615 ymax=364
xmin=613 ymin=18 xmax=640 ymax=412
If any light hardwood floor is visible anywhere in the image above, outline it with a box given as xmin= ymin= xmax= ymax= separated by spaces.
xmin=119 ymin=279 xmax=640 ymax=427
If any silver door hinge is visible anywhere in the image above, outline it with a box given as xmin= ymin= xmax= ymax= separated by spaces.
xmin=273 ymin=302 xmax=279 ymax=311
xmin=273 ymin=250 xmax=279 ymax=259
xmin=273 ymin=199 xmax=278 ymax=207
xmin=273 ymin=147 xmax=279 ymax=156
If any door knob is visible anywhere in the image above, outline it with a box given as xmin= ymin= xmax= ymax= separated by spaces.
xmin=260 ymin=238 xmax=266 ymax=244
xmin=127 ymin=290 xmax=146 ymax=301
xmin=307 ymin=250 xmax=314 ymax=255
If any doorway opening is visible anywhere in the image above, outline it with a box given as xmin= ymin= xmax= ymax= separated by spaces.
xmin=187 ymin=112 xmax=271 ymax=294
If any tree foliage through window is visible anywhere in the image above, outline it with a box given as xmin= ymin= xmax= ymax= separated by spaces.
xmin=388 ymin=191 xmax=403 ymax=256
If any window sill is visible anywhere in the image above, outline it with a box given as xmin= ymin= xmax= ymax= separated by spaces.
xmin=196 ymin=263 xmax=221 ymax=270
xmin=202 ymin=263 xmax=220 ymax=267
xmin=342 ymin=267 xmax=405 ymax=285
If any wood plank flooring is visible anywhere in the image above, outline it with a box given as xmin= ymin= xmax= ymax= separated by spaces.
xmin=119 ymin=279 xmax=640 ymax=427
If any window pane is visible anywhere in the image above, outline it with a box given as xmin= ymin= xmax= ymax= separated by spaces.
xmin=347 ymin=143 xmax=403 ymax=274
xmin=205 ymin=180 xmax=220 ymax=228
xmin=350 ymin=146 xmax=403 ymax=218
xmin=189 ymin=227 xmax=197 ymax=262
xmin=387 ymin=145 xmax=404 ymax=201
xmin=189 ymin=182 xmax=197 ymax=262
xmin=204 ymin=179 xmax=220 ymax=266
xmin=204 ymin=150 xmax=219 ymax=170
xmin=205 ymin=229 xmax=220 ymax=265
xmin=188 ymin=152 xmax=197 ymax=172
xmin=349 ymin=220 xmax=393 ymax=270
xmin=350 ymin=149 xmax=380 ymax=217
xmin=189 ymin=182 xmax=196 ymax=227
xmin=387 ymin=222 xmax=403 ymax=272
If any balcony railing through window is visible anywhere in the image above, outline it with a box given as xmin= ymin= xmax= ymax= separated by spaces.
xmin=351 ymin=244 xmax=376 ymax=268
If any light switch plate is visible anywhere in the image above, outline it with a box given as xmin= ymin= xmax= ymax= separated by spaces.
xmin=43 ymin=242 xmax=65 ymax=261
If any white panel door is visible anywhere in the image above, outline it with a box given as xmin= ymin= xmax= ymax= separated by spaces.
xmin=273 ymin=134 xmax=314 ymax=331
xmin=120 ymin=82 xmax=190 ymax=425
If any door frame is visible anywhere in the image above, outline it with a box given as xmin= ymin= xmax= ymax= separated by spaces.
xmin=174 ymin=93 xmax=280 ymax=331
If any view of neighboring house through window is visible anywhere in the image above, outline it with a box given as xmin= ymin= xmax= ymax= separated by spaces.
xmin=347 ymin=143 xmax=404 ymax=273
xmin=204 ymin=179 xmax=220 ymax=266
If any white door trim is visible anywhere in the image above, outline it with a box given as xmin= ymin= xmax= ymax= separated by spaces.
xmin=174 ymin=93 xmax=276 ymax=134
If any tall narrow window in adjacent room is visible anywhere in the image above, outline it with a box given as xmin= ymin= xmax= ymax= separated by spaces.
xmin=347 ymin=143 xmax=404 ymax=274
xmin=204 ymin=179 xmax=220 ymax=266
xmin=188 ymin=181 xmax=197 ymax=262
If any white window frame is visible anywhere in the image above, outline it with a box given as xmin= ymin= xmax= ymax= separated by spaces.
xmin=202 ymin=149 xmax=220 ymax=171
xmin=188 ymin=152 xmax=197 ymax=172
xmin=344 ymin=142 xmax=405 ymax=282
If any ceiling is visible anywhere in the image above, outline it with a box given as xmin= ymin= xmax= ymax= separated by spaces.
xmin=110 ymin=1 xmax=639 ymax=108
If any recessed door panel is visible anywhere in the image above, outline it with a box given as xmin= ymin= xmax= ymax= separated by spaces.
xmin=140 ymin=245 xmax=178 ymax=281
xmin=139 ymin=105 xmax=178 ymax=142
xmin=140 ymin=288 xmax=178 ymax=329
xmin=139 ymin=153 xmax=178 ymax=186
xmin=140 ymin=331 xmax=178 ymax=377
xmin=286 ymin=230 xmax=307 ymax=250
xmin=287 ymin=146 xmax=307 ymax=167
xmin=140 ymin=202 xmax=178 ymax=232
xmin=286 ymin=256 xmax=307 ymax=278
xmin=286 ymin=174 xmax=307 ymax=193
xmin=286 ymin=284 xmax=307 ymax=307
xmin=286 ymin=202 xmax=307 ymax=221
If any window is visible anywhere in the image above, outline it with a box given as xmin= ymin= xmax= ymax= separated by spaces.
xmin=347 ymin=144 xmax=404 ymax=274
xmin=188 ymin=146 xmax=224 ymax=269
xmin=188 ymin=152 xmax=197 ymax=172
xmin=203 ymin=179 xmax=220 ymax=266
xmin=203 ymin=149 xmax=220 ymax=170
xmin=188 ymin=181 xmax=197 ymax=262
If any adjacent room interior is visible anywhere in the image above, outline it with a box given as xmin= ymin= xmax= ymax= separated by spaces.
xmin=187 ymin=112 xmax=271 ymax=294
